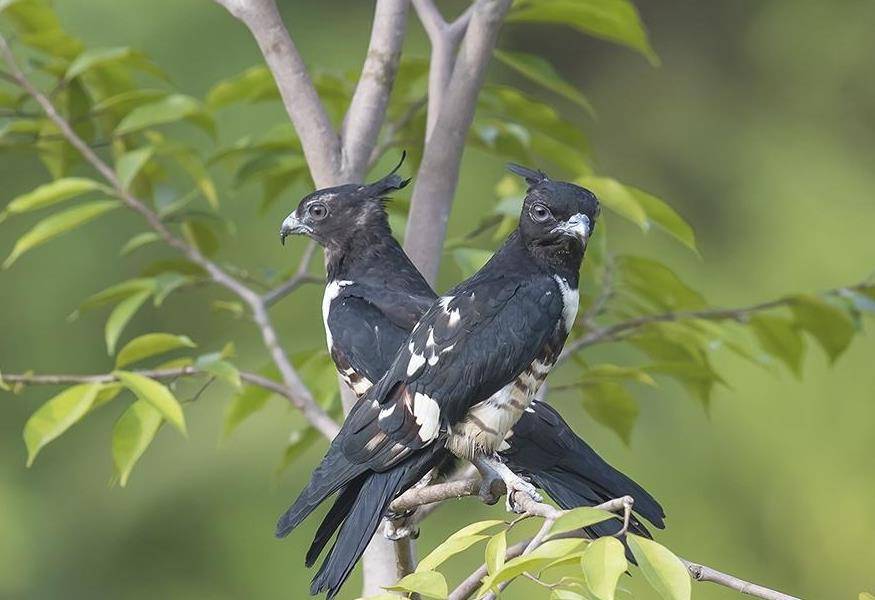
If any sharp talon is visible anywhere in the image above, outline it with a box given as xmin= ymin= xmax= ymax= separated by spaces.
xmin=478 ymin=478 xmax=502 ymax=505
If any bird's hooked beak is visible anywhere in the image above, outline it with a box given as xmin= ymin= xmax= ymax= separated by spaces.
xmin=552 ymin=213 xmax=591 ymax=245
xmin=279 ymin=211 xmax=310 ymax=245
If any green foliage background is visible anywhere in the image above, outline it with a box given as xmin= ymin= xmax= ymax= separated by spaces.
xmin=1 ymin=0 xmax=874 ymax=598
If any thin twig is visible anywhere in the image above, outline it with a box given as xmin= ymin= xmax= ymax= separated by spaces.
xmin=264 ymin=239 xmax=320 ymax=307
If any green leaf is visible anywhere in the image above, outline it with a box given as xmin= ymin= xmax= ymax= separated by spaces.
xmin=452 ymin=248 xmax=493 ymax=278
xmin=417 ymin=520 xmax=503 ymax=573
xmin=2 ymin=177 xmax=104 ymax=217
xmin=577 ymin=176 xmax=647 ymax=229
xmin=3 ymin=200 xmax=119 ymax=268
xmin=275 ymin=426 xmax=320 ymax=476
xmin=507 ymin=0 xmax=658 ymax=65
xmin=120 ymin=232 xmax=160 ymax=256
xmin=112 ymin=399 xmax=162 ymax=487
xmin=224 ymin=384 xmax=272 ymax=438
xmin=23 ymin=383 xmax=102 ymax=466
xmin=494 ymin=49 xmax=594 ymax=114
xmin=77 ymin=278 xmax=155 ymax=313
xmin=485 ymin=530 xmax=507 ymax=575
xmin=551 ymin=590 xmax=589 ymax=600
xmin=0 ymin=368 xmax=10 ymax=392
xmin=581 ymin=382 xmax=639 ymax=444
xmin=116 ymin=146 xmax=154 ymax=190
xmin=196 ymin=356 xmax=242 ymax=390
xmin=550 ymin=506 xmax=616 ymax=537
xmin=294 ymin=350 xmax=342 ymax=410
xmin=584 ymin=364 xmax=656 ymax=387
xmin=113 ymin=370 xmax=186 ymax=435
xmin=648 ymin=361 xmax=724 ymax=409
xmin=115 ymin=94 xmax=215 ymax=137
xmin=630 ymin=186 xmax=697 ymax=252
xmin=105 ymin=290 xmax=151 ymax=355
xmin=115 ymin=333 xmax=196 ymax=368
xmin=581 ymin=537 xmax=627 ymax=600
xmin=859 ymin=593 xmax=875 ymax=600
xmin=484 ymin=539 xmax=585 ymax=590
xmin=627 ymin=534 xmax=691 ymax=600
xmin=749 ymin=314 xmax=805 ymax=376
xmin=616 ymin=255 xmax=705 ymax=311
xmin=206 ymin=65 xmax=278 ymax=110
xmin=65 ymin=46 xmax=165 ymax=81
xmin=790 ymin=294 xmax=856 ymax=363
xmin=385 ymin=571 xmax=448 ymax=599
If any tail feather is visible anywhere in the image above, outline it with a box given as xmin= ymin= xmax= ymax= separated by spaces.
xmin=309 ymin=446 xmax=446 ymax=599
xmin=275 ymin=442 xmax=368 ymax=539
xmin=305 ymin=476 xmax=366 ymax=567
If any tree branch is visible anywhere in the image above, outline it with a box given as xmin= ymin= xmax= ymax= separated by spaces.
xmin=213 ymin=0 xmax=341 ymax=186
xmin=0 ymin=33 xmax=338 ymax=440
xmin=341 ymin=0 xmax=410 ymax=180
xmin=404 ymin=0 xmax=512 ymax=285
xmin=263 ymin=239 xmax=320 ymax=307
xmin=387 ymin=477 xmax=801 ymax=600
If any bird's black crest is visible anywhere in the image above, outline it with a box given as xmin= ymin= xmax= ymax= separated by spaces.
xmin=506 ymin=163 xmax=549 ymax=187
xmin=366 ymin=151 xmax=411 ymax=197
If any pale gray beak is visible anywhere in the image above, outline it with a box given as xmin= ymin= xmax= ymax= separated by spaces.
xmin=279 ymin=212 xmax=309 ymax=245
xmin=552 ymin=213 xmax=591 ymax=244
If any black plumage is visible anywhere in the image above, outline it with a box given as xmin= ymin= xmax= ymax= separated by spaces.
xmin=278 ymin=161 xmax=662 ymax=597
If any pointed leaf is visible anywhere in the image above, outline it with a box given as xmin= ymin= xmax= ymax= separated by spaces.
xmin=485 ymin=530 xmax=507 ymax=575
xmin=582 ymin=537 xmax=627 ymax=600
xmin=581 ymin=382 xmax=639 ymax=444
xmin=627 ymin=534 xmax=691 ymax=600
xmin=197 ymin=357 xmax=242 ymax=390
xmin=750 ymin=315 xmax=805 ymax=376
xmin=120 ymin=232 xmax=160 ymax=256
xmin=3 ymin=200 xmax=119 ymax=268
xmin=23 ymin=383 xmax=102 ymax=466
xmin=417 ymin=520 xmax=503 ymax=573
xmin=550 ymin=507 xmax=617 ymax=537
xmin=507 ymin=0 xmax=658 ymax=64
xmin=3 ymin=177 xmax=103 ymax=216
xmin=65 ymin=46 xmax=165 ymax=81
xmin=385 ymin=570 xmax=448 ymax=599
xmin=116 ymin=146 xmax=154 ymax=190
xmin=494 ymin=49 xmax=594 ymax=114
xmin=224 ymin=384 xmax=272 ymax=438
xmin=275 ymin=426 xmax=320 ymax=476
xmin=115 ymin=94 xmax=214 ymax=137
xmin=115 ymin=333 xmax=196 ymax=368
xmin=485 ymin=539 xmax=585 ymax=590
xmin=105 ymin=290 xmax=151 ymax=355
xmin=790 ymin=294 xmax=855 ymax=363
xmin=112 ymin=399 xmax=163 ymax=487
xmin=577 ymin=176 xmax=648 ymax=229
xmin=113 ymin=370 xmax=186 ymax=434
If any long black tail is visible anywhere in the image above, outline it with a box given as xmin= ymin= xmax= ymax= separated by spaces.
xmin=308 ymin=446 xmax=446 ymax=599
xmin=275 ymin=440 xmax=369 ymax=539
xmin=503 ymin=402 xmax=665 ymax=528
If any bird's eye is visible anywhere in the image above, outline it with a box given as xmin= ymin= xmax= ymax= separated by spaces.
xmin=307 ymin=202 xmax=328 ymax=221
xmin=530 ymin=203 xmax=552 ymax=223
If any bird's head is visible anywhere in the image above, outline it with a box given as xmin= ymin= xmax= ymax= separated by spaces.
xmin=509 ymin=163 xmax=600 ymax=255
xmin=279 ymin=152 xmax=410 ymax=252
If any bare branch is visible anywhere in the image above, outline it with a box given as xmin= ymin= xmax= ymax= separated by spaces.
xmin=684 ymin=561 xmax=801 ymax=600
xmin=0 ymin=33 xmax=338 ymax=440
xmin=213 ymin=0 xmax=341 ymax=186
xmin=404 ymin=0 xmax=512 ymax=285
xmin=263 ymin=240 xmax=320 ymax=307
xmin=411 ymin=0 xmax=475 ymax=139
xmin=341 ymin=0 xmax=410 ymax=180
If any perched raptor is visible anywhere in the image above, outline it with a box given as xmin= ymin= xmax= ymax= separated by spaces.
xmin=277 ymin=162 xmax=659 ymax=597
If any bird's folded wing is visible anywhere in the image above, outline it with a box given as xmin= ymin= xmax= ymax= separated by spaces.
xmin=340 ymin=276 xmax=564 ymax=470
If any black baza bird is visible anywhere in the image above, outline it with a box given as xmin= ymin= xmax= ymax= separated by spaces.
xmin=277 ymin=160 xmax=664 ymax=597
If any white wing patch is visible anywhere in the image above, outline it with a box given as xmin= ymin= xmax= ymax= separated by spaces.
xmin=439 ymin=295 xmax=461 ymax=328
xmin=552 ymin=275 xmax=580 ymax=332
xmin=407 ymin=351 xmax=426 ymax=376
xmin=322 ymin=279 xmax=353 ymax=350
xmin=412 ymin=392 xmax=440 ymax=441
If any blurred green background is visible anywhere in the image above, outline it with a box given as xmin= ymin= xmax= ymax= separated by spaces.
xmin=2 ymin=1 xmax=874 ymax=599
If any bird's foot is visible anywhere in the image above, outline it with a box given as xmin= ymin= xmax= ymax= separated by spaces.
xmin=383 ymin=518 xmax=419 ymax=541
xmin=504 ymin=475 xmax=542 ymax=513
xmin=471 ymin=454 xmax=541 ymax=513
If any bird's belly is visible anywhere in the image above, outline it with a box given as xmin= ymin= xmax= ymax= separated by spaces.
xmin=447 ymin=359 xmax=554 ymax=460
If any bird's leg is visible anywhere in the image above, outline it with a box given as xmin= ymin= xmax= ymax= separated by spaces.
xmin=383 ymin=468 xmax=437 ymax=540
xmin=472 ymin=454 xmax=542 ymax=512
